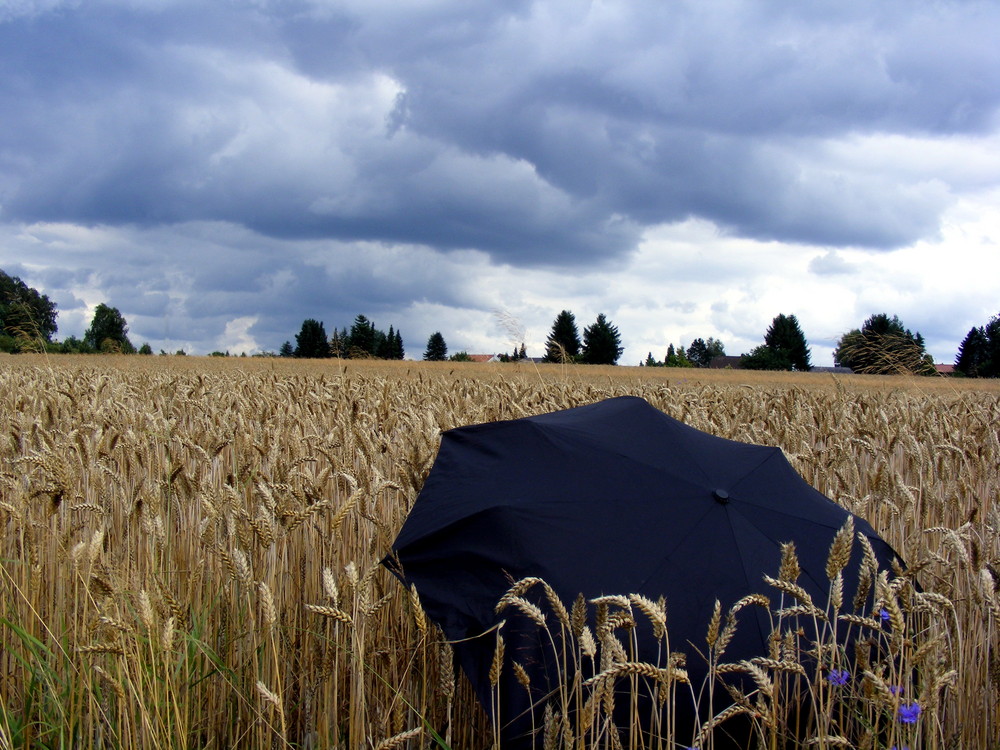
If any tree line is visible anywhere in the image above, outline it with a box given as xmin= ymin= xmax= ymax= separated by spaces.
xmin=553 ymin=310 xmax=811 ymax=371
xmin=955 ymin=316 xmax=1000 ymax=378
xmin=1 ymin=270 xmax=150 ymax=354
xmin=4 ymin=268 xmax=999 ymax=376
xmin=540 ymin=310 xmax=625 ymax=365
xmin=279 ymin=315 xmax=405 ymax=360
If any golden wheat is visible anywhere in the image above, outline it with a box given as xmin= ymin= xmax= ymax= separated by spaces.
xmin=0 ymin=354 xmax=998 ymax=747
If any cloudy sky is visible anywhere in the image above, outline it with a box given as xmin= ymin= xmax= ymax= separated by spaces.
xmin=3 ymin=0 xmax=999 ymax=365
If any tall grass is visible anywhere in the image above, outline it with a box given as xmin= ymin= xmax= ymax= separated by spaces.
xmin=0 ymin=355 xmax=997 ymax=748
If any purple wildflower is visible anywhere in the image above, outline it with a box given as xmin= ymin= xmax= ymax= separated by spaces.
xmin=880 ymin=608 xmax=891 ymax=623
xmin=889 ymin=685 xmax=904 ymax=696
xmin=827 ymin=669 xmax=850 ymax=685
xmin=897 ymin=702 xmax=922 ymax=724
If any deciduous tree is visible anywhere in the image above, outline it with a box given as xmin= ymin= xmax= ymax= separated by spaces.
xmin=686 ymin=337 xmax=725 ymax=368
xmin=834 ymin=313 xmax=934 ymax=375
xmin=0 ymin=269 xmax=58 ymax=349
xmin=84 ymin=303 xmax=134 ymax=353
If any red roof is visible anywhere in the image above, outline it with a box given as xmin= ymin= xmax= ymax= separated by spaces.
xmin=468 ymin=354 xmax=497 ymax=363
xmin=935 ymin=364 xmax=956 ymax=374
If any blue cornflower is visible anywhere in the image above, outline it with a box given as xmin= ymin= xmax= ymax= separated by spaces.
xmin=880 ymin=608 xmax=891 ymax=623
xmin=889 ymin=685 xmax=904 ymax=696
xmin=897 ymin=702 xmax=922 ymax=724
xmin=890 ymin=746 xmax=909 ymax=750
xmin=827 ymin=669 xmax=850 ymax=685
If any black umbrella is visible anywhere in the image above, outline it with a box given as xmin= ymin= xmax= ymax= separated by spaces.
xmin=385 ymin=396 xmax=899 ymax=748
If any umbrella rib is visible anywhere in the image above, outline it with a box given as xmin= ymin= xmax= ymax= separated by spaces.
xmin=721 ymin=507 xmax=772 ymax=647
xmin=634 ymin=501 xmax=716 ymax=593
xmin=539 ymin=422 xmax=712 ymax=485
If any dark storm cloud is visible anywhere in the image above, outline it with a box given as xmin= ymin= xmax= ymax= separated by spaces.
xmin=6 ymin=219 xmax=487 ymax=353
xmin=2 ymin=0 xmax=1000 ymax=269
xmin=378 ymin=1 xmax=996 ymax=248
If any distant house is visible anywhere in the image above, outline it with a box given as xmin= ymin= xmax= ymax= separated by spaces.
xmin=935 ymin=364 xmax=956 ymax=375
xmin=708 ymin=355 xmax=743 ymax=369
xmin=468 ymin=354 xmax=502 ymax=363
xmin=709 ymin=355 xmax=853 ymax=373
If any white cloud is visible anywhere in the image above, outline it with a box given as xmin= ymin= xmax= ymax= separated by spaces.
xmin=217 ymin=316 xmax=259 ymax=355
xmin=809 ymin=251 xmax=857 ymax=276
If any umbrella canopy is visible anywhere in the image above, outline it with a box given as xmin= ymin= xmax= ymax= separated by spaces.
xmin=385 ymin=396 xmax=899 ymax=748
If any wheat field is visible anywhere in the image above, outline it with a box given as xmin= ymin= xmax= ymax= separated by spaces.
xmin=1 ymin=354 xmax=998 ymax=749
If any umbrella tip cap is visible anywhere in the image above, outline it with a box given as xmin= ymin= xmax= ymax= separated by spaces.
xmin=713 ymin=489 xmax=730 ymax=504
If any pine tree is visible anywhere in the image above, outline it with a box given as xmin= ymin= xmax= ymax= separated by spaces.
xmin=329 ymin=328 xmax=347 ymax=358
xmin=686 ymin=338 xmax=709 ymax=368
xmin=957 ymin=314 xmax=1000 ymax=377
xmin=374 ymin=326 xmax=390 ymax=358
xmin=664 ymin=344 xmax=693 ymax=368
xmin=763 ymin=313 xmax=811 ymax=371
xmin=544 ymin=310 xmax=581 ymax=363
xmin=985 ymin=315 xmax=1000 ymax=377
xmin=955 ymin=326 xmax=989 ymax=377
xmin=393 ymin=329 xmax=405 ymax=359
xmin=294 ymin=319 xmax=330 ymax=358
xmin=347 ymin=315 xmax=376 ymax=357
xmin=424 ymin=332 xmax=447 ymax=361
xmin=580 ymin=313 xmax=623 ymax=365
xmin=686 ymin=337 xmax=726 ymax=367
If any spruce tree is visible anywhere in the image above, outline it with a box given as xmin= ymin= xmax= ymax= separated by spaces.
xmin=984 ymin=315 xmax=1000 ymax=377
xmin=686 ymin=337 xmax=726 ymax=367
xmin=955 ymin=326 xmax=989 ymax=377
xmin=347 ymin=315 xmax=376 ymax=357
xmin=294 ymin=319 xmax=330 ymax=358
xmin=543 ymin=310 xmax=581 ymax=363
xmin=580 ymin=313 xmax=623 ymax=365
xmin=424 ymin=332 xmax=447 ymax=361
xmin=393 ymin=329 xmax=405 ymax=359
xmin=686 ymin=338 xmax=709 ymax=368
xmin=664 ymin=344 xmax=693 ymax=368
xmin=329 ymin=328 xmax=348 ymax=358
xmin=763 ymin=313 xmax=811 ymax=371
xmin=374 ymin=326 xmax=390 ymax=358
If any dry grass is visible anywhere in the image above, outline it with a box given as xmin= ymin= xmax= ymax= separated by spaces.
xmin=0 ymin=353 xmax=998 ymax=748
